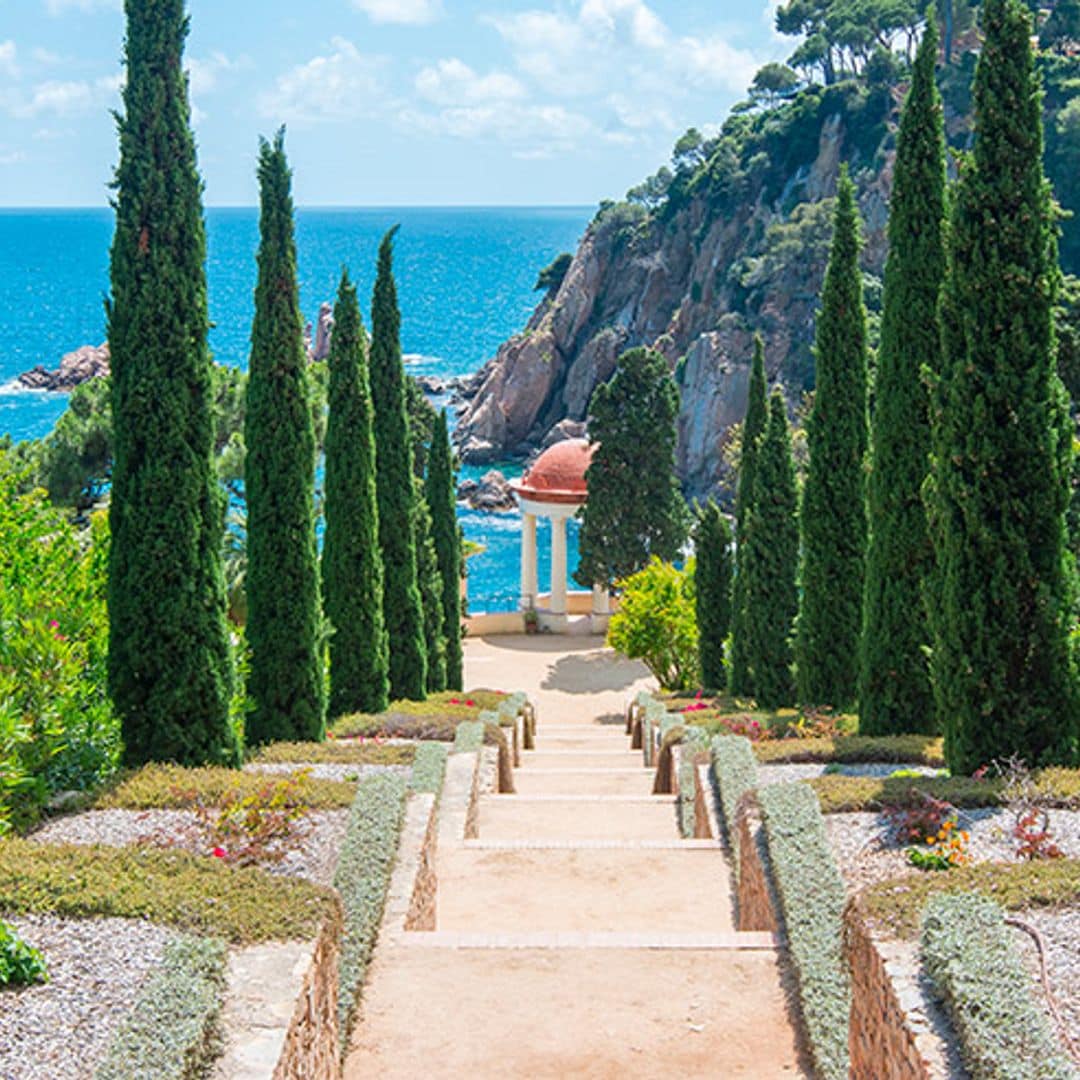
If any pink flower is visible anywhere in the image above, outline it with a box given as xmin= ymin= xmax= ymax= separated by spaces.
xmin=972 ymin=765 xmax=988 ymax=781
xmin=48 ymin=620 xmax=59 ymax=629
xmin=212 ymin=847 xmax=227 ymax=859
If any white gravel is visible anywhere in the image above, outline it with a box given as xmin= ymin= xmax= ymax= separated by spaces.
xmin=757 ymin=761 xmax=944 ymax=786
xmin=0 ymin=915 xmax=176 ymax=1080
xmin=1013 ymin=906 xmax=1080 ymax=1063
xmin=244 ymin=762 xmax=410 ymax=784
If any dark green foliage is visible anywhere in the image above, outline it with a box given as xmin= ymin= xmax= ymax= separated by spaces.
xmin=797 ymin=168 xmax=869 ymax=709
xmin=243 ymin=131 xmax=324 ymax=747
xmin=322 ymin=271 xmax=389 ymax=717
xmin=860 ymin=23 xmax=945 ymax=735
xmin=106 ymin=0 xmax=234 ymax=767
xmin=693 ymin=501 xmax=732 ymax=692
xmin=730 ymin=336 xmax=768 ymax=697
xmin=370 ymin=228 xmax=427 ymax=700
xmin=425 ymin=411 xmax=463 ymax=691
xmin=575 ymin=347 xmax=689 ymax=588
xmin=534 ymin=252 xmax=572 ymax=293
xmin=414 ymin=489 xmax=447 ymax=694
xmin=744 ymin=392 xmax=799 ymax=708
xmin=930 ymin=0 xmax=1078 ymax=773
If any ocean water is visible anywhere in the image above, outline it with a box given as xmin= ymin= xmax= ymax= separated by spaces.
xmin=0 ymin=206 xmax=589 ymax=612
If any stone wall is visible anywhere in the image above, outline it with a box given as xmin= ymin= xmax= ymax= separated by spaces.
xmin=405 ymin=797 xmax=439 ymax=932
xmin=734 ymin=793 xmax=779 ymax=934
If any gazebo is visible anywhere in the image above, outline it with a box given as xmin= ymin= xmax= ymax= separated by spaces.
xmin=510 ymin=438 xmax=611 ymax=633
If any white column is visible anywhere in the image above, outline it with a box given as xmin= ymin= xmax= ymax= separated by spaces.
xmin=550 ymin=514 xmax=568 ymax=615
xmin=520 ymin=512 xmax=538 ymax=609
xmin=591 ymin=584 xmax=610 ymax=615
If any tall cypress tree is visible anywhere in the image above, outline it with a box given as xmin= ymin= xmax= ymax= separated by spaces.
xmin=415 ymin=490 xmax=447 ymax=694
xmin=694 ymin=501 xmax=733 ymax=692
xmin=370 ymin=228 xmax=427 ymax=700
xmin=744 ymin=391 xmax=799 ymax=709
xmin=931 ymin=0 xmax=1077 ymax=772
xmin=729 ymin=335 xmax=768 ymax=697
xmin=107 ymin=0 xmax=234 ymax=766
xmin=797 ymin=166 xmax=869 ymax=708
xmin=426 ymin=410 xmax=463 ymax=691
xmin=322 ymin=270 xmax=389 ymax=717
xmin=243 ymin=131 xmax=324 ymax=746
xmin=860 ymin=21 xmax=945 ymax=735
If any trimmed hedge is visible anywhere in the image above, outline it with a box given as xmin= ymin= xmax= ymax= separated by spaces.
xmin=710 ymin=735 xmax=759 ymax=856
xmin=409 ymin=742 xmax=449 ymax=794
xmin=921 ymin=895 xmax=1076 ymax=1080
xmin=95 ymin=934 xmax=227 ymax=1080
xmin=251 ymin=742 xmax=414 ymax=766
xmin=330 ymin=690 xmax=511 ymax=740
xmin=0 ymin=840 xmax=336 ymax=944
xmin=453 ymin=721 xmax=484 ymax=754
xmin=758 ymin=782 xmax=849 ymax=1080
xmin=334 ymin=771 xmax=408 ymax=1051
xmin=94 ymin=765 xmax=357 ymax=811
xmin=860 ymin=859 xmax=1080 ymax=940
xmin=753 ymin=734 xmax=944 ymax=766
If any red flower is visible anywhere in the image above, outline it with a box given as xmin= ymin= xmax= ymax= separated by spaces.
xmin=212 ymin=847 xmax=227 ymax=859
xmin=466 ymin=700 xmax=476 ymax=707
xmin=972 ymin=765 xmax=989 ymax=780
xmin=327 ymin=731 xmax=336 ymax=740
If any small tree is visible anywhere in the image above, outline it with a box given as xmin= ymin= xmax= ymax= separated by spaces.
xmin=576 ymin=347 xmax=689 ymax=590
xmin=744 ymin=391 xmax=799 ymax=709
xmin=694 ymin=502 xmax=733 ymax=692
xmin=730 ymin=335 xmax=769 ymax=697
xmin=414 ymin=488 xmax=447 ymax=694
xmin=322 ymin=270 xmax=389 ymax=717
xmin=425 ymin=411 xmax=463 ymax=691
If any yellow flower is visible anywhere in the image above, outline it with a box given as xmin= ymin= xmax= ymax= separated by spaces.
xmin=926 ymin=836 xmax=936 ymax=845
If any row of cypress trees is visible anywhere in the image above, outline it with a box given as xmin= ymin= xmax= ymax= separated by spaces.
xmin=720 ymin=1 xmax=1079 ymax=772
xmin=107 ymin=0 xmax=460 ymax=766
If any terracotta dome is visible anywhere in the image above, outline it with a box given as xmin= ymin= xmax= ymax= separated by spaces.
xmin=510 ymin=438 xmax=594 ymax=505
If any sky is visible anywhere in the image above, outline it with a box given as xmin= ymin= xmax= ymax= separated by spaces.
xmin=0 ymin=0 xmax=788 ymax=207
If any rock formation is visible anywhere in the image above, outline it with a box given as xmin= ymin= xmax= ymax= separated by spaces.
xmin=457 ymin=470 xmax=516 ymax=513
xmin=18 ymin=343 xmax=110 ymax=391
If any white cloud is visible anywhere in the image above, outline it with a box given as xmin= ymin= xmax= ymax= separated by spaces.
xmin=0 ymin=41 xmax=18 ymax=79
xmin=415 ymin=59 xmax=524 ymax=107
xmin=3 ymin=73 xmax=121 ymax=119
xmin=31 ymin=48 xmax=64 ymax=66
xmin=259 ymin=38 xmax=386 ymax=124
xmin=43 ymin=0 xmax=120 ymax=13
xmin=0 ymin=148 xmax=26 ymax=165
xmin=351 ymin=0 xmax=441 ymax=25
xmin=187 ymin=52 xmax=245 ymax=97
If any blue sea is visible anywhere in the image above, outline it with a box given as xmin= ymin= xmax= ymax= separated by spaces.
xmin=0 ymin=206 xmax=590 ymax=613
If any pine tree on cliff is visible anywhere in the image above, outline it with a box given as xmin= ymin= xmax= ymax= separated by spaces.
xmin=425 ymin=410 xmax=463 ymax=691
xmin=859 ymin=20 xmax=945 ymax=735
xmin=243 ymin=131 xmax=325 ymax=746
xmin=796 ymin=166 xmax=869 ymax=708
xmin=694 ymin=501 xmax=733 ymax=692
xmin=415 ymin=488 xmax=447 ymax=694
xmin=744 ymin=391 xmax=799 ymax=709
xmin=106 ymin=0 xmax=235 ymax=766
xmin=729 ymin=335 xmax=768 ymax=698
xmin=370 ymin=227 xmax=427 ymax=700
xmin=575 ymin=347 xmax=689 ymax=588
xmin=322 ymin=270 xmax=389 ymax=717
xmin=930 ymin=0 xmax=1077 ymax=772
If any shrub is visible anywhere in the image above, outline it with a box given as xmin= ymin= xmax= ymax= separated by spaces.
xmin=753 ymin=734 xmax=944 ymax=766
xmin=710 ymin=735 xmax=758 ymax=857
xmin=453 ymin=721 xmax=484 ymax=754
xmin=334 ymin=772 xmax=408 ymax=1050
xmin=607 ymin=559 xmax=698 ymax=691
xmin=0 ymin=918 xmax=47 ymax=987
xmin=250 ymin=742 xmax=414 ymax=766
xmin=758 ymin=782 xmax=849 ymax=1080
xmin=921 ymin=895 xmax=1076 ymax=1079
xmin=409 ymin=742 xmax=449 ymax=794
xmin=95 ymin=935 xmax=227 ymax=1080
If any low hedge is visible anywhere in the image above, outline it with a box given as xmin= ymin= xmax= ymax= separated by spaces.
xmin=329 ymin=690 xmax=512 ymax=740
xmin=860 ymin=859 xmax=1080 ymax=940
xmin=758 ymin=782 xmax=849 ymax=1080
xmin=921 ymin=894 xmax=1076 ymax=1079
xmin=334 ymin=771 xmax=408 ymax=1052
xmin=453 ymin=721 xmax=484 ymax=754
xmin=753 ymin=734 xmax=944 ymax=766
xmin=409 ymin=743 xmax=449 ymax=794
xmin=95 ymin=934 xmax=227 ymax=1080
xmin=710 ymin=735 xmax=759 ymax=856
xmin=250 ymin=742 xmax=414 ymax=766
xmin=0 ymin=840 xmax=336 ymax=944
xmin=93 ymin=765 xmax=357 ymax=811
xmin=809 ymin=768 xmax=1080 ymax=813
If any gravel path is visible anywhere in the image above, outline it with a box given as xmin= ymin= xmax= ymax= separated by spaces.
xmin=0 ymin=915 xmax=175 ymax=1080
xmin=1012 ymin=907 xmax=1080 ymax=1064
xmin=245 ymin=762 xmax=410 ymax=783
xmin=30 ymin=808 xmax=350 ymax=887
xmin=757 ymin=762 xmax=944 ymax=786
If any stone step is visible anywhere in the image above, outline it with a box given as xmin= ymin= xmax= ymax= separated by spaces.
xmin=435 ymin=847 xmax=736 ymax=934
xmin=464 ymin=839 xmax=723 ymax=851
xmin=513 ymin=769 xmax=656 ymax=796
xmin=537 ymin=735 xmax=635 ymax=751
xmin=524 ymin=750 xmax=644 ymax=770
xmin=402 ymin=931 xmax=775 ymax=949
xmin=477 ymin=795 xmax=677 ymax=842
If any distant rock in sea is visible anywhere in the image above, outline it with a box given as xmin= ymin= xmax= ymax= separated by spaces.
xmin=18 ymin=343 xmax=110 ymax=391
xmin=458 ymin=469 xmax=516 ymax=513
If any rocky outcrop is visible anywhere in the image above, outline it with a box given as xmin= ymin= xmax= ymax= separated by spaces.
xmin=19 ymin=343 xmax=110 ymax=391
xmin=458 ymin=470 xmax=516 ymax=513
xmin=312 ymin=303 xmax=333 ymax=361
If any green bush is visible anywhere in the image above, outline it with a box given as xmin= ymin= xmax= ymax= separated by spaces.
xmin=453 ymin=721 xmax=484 ymax=754
xmin=607 ymin=559 xmax=698 ymax=691
xmin=710 ymin=735 xmax=759 ymax=859
xmin=334 ymin=772 xmax=408 ymax=1051
xmin=0 ymin=918 xmax=48 ymax=987
xmin=753 ymin=734 xmax=945 ymax=766
xmin=758 ymin=782 xmax=849 ymax=1080
xmin=921 ymin=895 xmax=1076 ymax=1080
xmin=95 ymin=935 xmax=227 ymax=1080
xmin=250 ymin=742 xmax=414 ymax=766
xmin=409 ymin=742 xmax=449 ymax=793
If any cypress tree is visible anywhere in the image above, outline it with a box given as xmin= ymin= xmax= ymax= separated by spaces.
xmin=426 ymin=410 xmax=463 ymax=691
xmin=931 ymin=0 xmax=1078 ymax=772
xmin=243 ymin=131 xmax=324 ymax=746
xmin=744 ymin=391 xmax=799 ymax=709
xmin=106 ymin=0 xmax=234 ymax=766
xmin=694 ymin=501 xmax=733 ymax=692
xmin=415 ymin=490 xmax=447 ymax=694
xmin=729 ymin=335 xmax=768 ymax=697
xmin=370 ymin=228 xmax=427 ymax=700
xmin=322 ymin=270 xmax=389 ymax=717
xmin=860 ymin=21 xmax=946 ymax=735
xmin=576 ymin=347 xmax=689 ymax=588
xmin=797 ymin=167 xmax=869 ymax=708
